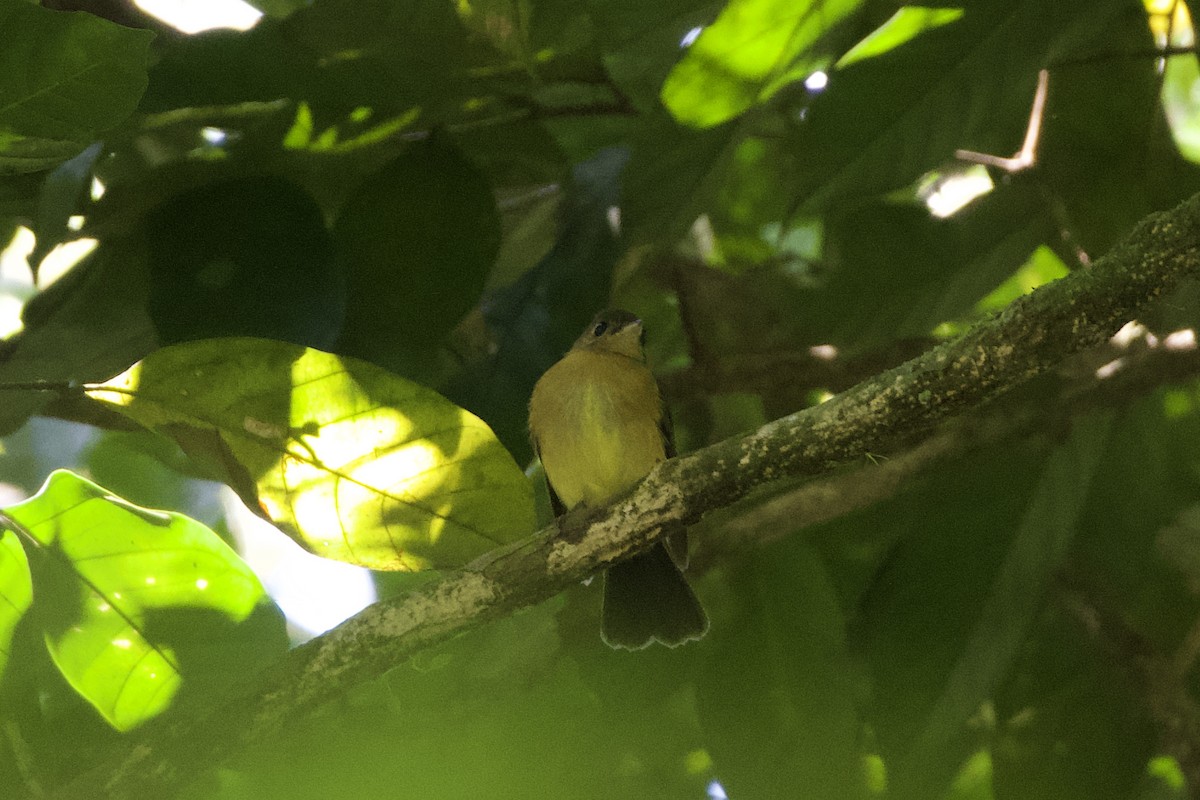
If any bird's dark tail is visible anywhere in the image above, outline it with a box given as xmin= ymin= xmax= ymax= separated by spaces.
xmin=601 ymin=539 xmax=708 ymax=650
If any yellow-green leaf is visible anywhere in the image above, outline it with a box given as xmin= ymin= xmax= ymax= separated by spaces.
xmin=662 ymin=0 xmax=863 ymax=128
xmin=86 ymin=338 xmax=535 ymax=571
xmin=836 ymin=7 xmax=964 ymax=69
xmin=0 ymin=527 xmax=32 ymax=683
xmin=4 ymin=470 xmax=284 ymax=731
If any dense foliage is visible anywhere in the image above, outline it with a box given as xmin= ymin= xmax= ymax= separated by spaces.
xmin=2 ymin=0 xmax=1200 ymax=798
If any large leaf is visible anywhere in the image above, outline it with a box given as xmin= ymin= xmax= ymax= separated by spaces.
xmin=697 ymin=541 xmax=866 ymax=799
xmin=864 ymin=416 xmax=1112 ymax=800
xmin=143 ymin=0 xmax=488 ymax=121
xmin=0 ymin=527 xmax=32 ymax=685
xmin=334 ymin=131 xmax=501 ymax=381
xmin=806 ymin=184 xmax=1056 ymax=350
xmin=2 ymin=470 xmax=285 ymax=731
xmin=144 ymin=176 xmax=343 ymax=350
xmin=784 ymin=0 xmax=1130 ymax=213
xmin=1037 ymin=10 xmax=1200 ymax=260
xmin=85 ymin=338 xmax=535 ymax=571
xmin=0 ymin=0 xmax=153 ymax=174
xmin=662 ymin=0 xmax=865 ymax=127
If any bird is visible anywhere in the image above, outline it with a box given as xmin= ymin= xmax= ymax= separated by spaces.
xmin=528 ymin=309 xmax=708 ymax=649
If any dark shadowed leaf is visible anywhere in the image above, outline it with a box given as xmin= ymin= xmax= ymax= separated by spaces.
xmin=0 ymin=238 xmax=157 ymax=435
xmin=697 ymin=541 xmax=867 ymax=799
xmin=335 ymin=131 xmax=501 ymax=381
xmin=784 ymin=0 xmax=1130 ymax=213
xmin=1038 ymin=11 xmax=1200 ymax=259
xmin=807 ymin=184 xmax=1055 ymax=349
xmin=863 ymin=416 xmax=1111 ymax=800
xmin=0 ymin=0 xmax=152 ymax=174
xmin=144 ymin=176 xmax=344 ymax=350
xmin=588 ymin=0 xmax=726 ymax=110
xmin=621 ymin=116 xmax=739 ymax=246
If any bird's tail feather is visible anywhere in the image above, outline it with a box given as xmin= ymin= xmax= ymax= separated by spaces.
xmin=601 ymin=540 xmax=708 ymax=650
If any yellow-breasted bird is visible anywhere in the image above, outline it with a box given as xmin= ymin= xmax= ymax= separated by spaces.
xmin=528 ymin=309 xmax=708 ymax=649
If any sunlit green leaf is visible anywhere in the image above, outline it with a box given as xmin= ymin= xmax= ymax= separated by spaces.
xmin=0 ymin=0 xmax=152 ymax=174
xmin=0 ymin=527 xmax=32 ymax=684
xmin=662 ymin=0 xmax=864 ymax=127
xmin=836 ymin=6 xmax=964 ymax=69
xmin=3 ymin=470 xmax=283 ymax=731
xmin=85 ymin=338 xmax=535 ymax=571
xmin=244 ymin=0 xmax=308 ymax=18
xmin=975 ymin=245 xmax=1069 ymax=313
xmin=1162 ymin=50 xmax=1200 ymax=165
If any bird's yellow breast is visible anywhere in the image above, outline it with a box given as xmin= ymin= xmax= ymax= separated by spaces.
xmin=529 ymin=350 xmax=665 ymax=510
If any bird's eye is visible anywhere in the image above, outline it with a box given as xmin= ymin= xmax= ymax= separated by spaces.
xmin=593 ymin=321 xmax=608 ymax=337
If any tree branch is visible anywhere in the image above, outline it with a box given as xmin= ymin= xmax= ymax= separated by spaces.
xmin=47 ymin=192 xmax=1200 ymax=799
xmin=698 ymin=327 xmax=1200 ymax=564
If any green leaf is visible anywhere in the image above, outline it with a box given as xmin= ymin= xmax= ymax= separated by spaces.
xmin=785 ymin=0 xmax=1131 ymax=212
xmin=883 ymin=416 xmax=1113 ymax=800
xmin=991 ymin=604 xmax=1157 ymax=800
xmin=3 ymin=470 xmax=285 ymax=731
xmin=836 ymin=6 xmax=964 ymax=69
xmin=0 ymin=527 xmax=32 ymax=684
xmin=621 ymin=115 xmax=740 ymax=245
xmin=143 ymin=0 xmax=480 ymax=119
xmin=975 ymin=245 xmax=1069 ymax=314
xmin=662 ymin=0 xmax=865 ymax=127
xmin=697 ymin=541 xmax=867 ymax=799
xmin=0 ymin=0 xmax=153 ymax=174
xmin=808 ymin=184 xmax=1054 ymax=349
xmin=143 ymin=176 xmax=343 ymax=350
xmin=334 ymin=131 xmax=501 ymax=381
xmin=85 ymin=338 xmax=535 ymax=571
xmin=0 ymin=237 xmax=157 ymax=435
xmin=1037 ymin=13 xmax=1200 ymax=258
xmin=244 ymin=0 xmax=308 ymax=18
xmin=587 ymin=0 xmax=722 ymax=110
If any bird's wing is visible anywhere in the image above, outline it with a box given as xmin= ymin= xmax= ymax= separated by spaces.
xmin=533 ymin=437 xmax=568 ymax=518
xmin=657 ymin=391 xmax=689 ymax=569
